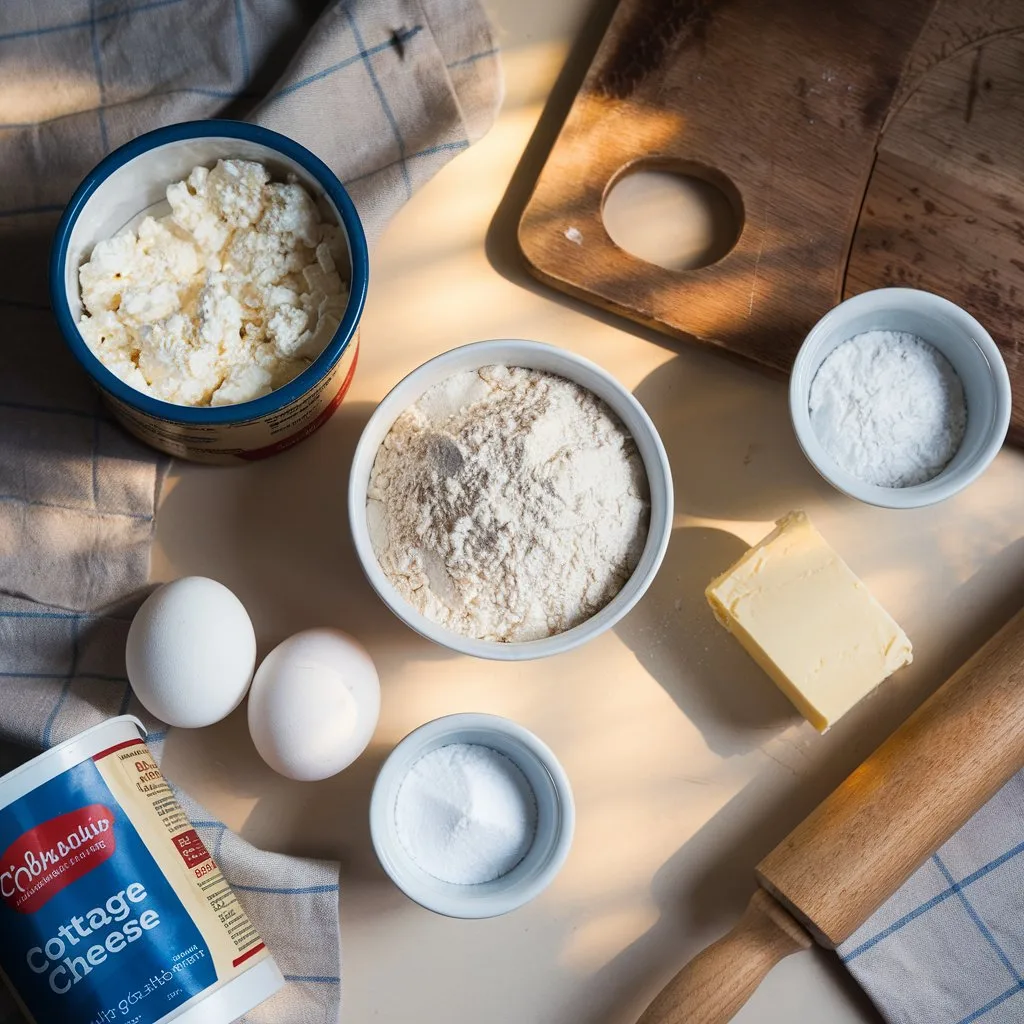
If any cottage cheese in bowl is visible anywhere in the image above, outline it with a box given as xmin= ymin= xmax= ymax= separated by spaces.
xmin=78 ymin=159 xmax=348 ymax=408
xmin=50 ymin=121 xmax=369 ymax=463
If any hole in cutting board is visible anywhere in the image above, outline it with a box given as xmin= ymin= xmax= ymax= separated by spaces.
xmin=602 ymin=162 xmax=743 ymax=271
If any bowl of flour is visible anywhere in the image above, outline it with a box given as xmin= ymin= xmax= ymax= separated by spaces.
xmin=790 ymin=288 xmax=1011 ymax=509
xmin=348 ymin=340 xmax=673 ymax=660
xmin=50 ymin=120 xmax=368 ymax=463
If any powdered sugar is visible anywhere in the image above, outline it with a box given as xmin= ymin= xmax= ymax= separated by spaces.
xmin=809 ymin=330 xmax=967 ymax=488
xmin=393 ymin=743 xmax=537 ymax=885
xmin=366 ymin=365 xmax=650 ymax=642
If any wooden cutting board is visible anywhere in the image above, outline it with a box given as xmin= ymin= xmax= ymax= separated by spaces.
xmin=518 ymin=0 xmax=1024 ymax=446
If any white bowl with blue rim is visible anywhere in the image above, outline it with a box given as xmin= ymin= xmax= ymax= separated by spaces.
xmin=369 ymin=713 xmax=575 ymax=919
xmin=48 ymin=120 xmax=369 ymax=464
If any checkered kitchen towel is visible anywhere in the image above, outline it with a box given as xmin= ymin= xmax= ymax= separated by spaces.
xmin=0 ymin=2 xmax=501 ymax=1021
xmin=841 ymin=771 xmax=1024 ymax=1024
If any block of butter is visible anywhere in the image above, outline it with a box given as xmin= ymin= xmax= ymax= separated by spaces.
xmin=705 ymin=511 xmax=913 ymax=732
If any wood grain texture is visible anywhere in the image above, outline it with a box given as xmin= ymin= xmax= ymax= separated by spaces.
xmin=519 ymin=0 xmax=934 ymax=367
xmin=756 ymin=607 xmax=1024 ymax=947
xmin=518 ymin=0 xmax=932 ymax=367
xmin=846 ymin=17 xmax=1024 ymax=444
xmin=519 ymin=0 xmax=1024 ymax=445
xmin=635 ymin=890 xmax=812 ymax=1024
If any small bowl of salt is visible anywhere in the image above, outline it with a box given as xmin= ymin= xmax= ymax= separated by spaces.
xmin=790 ymin=287 xmax=1011 ymax=509
xmin=369 ymin=713 xmax=574 ymax=919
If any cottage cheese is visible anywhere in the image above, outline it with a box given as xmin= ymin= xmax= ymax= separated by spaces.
xmin=77 ymin=159 xmax=348 ymax=407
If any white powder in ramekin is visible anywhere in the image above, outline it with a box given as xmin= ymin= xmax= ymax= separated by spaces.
xmin=809 ymin=330 xmax=967 ymax=487
xmin=393 ymin=743 xmax=537 ymax=885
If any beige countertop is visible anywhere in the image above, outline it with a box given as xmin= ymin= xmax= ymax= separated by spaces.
xmin=151 ymin=2 xmax=1024 ymax=1021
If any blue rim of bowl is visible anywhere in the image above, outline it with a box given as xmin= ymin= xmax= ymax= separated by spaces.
xmin=48 ymin=119 xmax=369 ymax=425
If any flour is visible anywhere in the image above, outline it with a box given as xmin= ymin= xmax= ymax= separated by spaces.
xmin=808 ymin=330 xmax=967 ymax=488
xmin=366 ymin=365 xmax=650 ymax=642
xmin=393 ymin=743 xmax=537 ymax=885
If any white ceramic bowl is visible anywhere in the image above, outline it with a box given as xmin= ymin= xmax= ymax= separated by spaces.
xmin=369 ymin=713 xmax=574 ymax=919
xmin=348 ymin=339 xmax=673 ymax=659
xmin=790 ymin=288 xmax=1011 ymax=508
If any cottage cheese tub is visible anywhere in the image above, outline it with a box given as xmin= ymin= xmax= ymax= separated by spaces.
xmin=0 ymin=716 xmax=282 ymax=1023
xmin=49 ymin=121 xmax=368 ymax=463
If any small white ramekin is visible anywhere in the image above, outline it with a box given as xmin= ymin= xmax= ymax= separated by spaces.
xmin=369 ymin=713 xmax=574 ymax=919
xmin=790 ymin=288 xmax=1011 ymax=508
xmin=348 ymin=339 xmax=673 ymax=660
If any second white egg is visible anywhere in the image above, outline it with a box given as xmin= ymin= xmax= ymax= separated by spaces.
xmin=247 ymin=628 xmax=381 ymax=781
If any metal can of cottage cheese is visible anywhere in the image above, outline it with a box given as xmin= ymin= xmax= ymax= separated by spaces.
xmin=0 ymin=717 xmax=283 ymax=1023
xmin=49 ymin=121 xmax=369 ymax=464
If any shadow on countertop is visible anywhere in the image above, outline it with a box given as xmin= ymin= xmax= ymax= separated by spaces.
xmin=630 ymin=350 xmax=836 ymax=523
xmin=153 ymin=398 xmax=454 ymax=669
xmin=577 ymin=536 xmax=1024 ymax=1024
xmin=615 ymin=525 xmax=799 ymax=757
xmin=572 ymin=757 xmax=884 ymax=1024
xmin=614 ymin=351 xmax=821 ymax=757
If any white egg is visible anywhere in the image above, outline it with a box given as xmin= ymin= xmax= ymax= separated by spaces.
xmin=247 ymin=628 xmax=381 ymax=781
xmin=126 ymin=577 xmax=256 ymax=728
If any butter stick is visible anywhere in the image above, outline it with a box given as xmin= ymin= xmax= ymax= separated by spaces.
xmin=705 ymin=511 xmax=912 ymax=732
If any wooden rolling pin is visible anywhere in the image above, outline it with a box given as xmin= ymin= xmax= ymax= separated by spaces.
xmin=637 ymin=607 xmax=1024 ymax=1024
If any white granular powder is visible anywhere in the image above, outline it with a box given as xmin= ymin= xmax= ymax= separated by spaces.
xmin=394 ymin=743 xmax=537 ymax=885
xmin=808 ymin=330 xmax=967 ymax=488
xmin=367 ymin=365 xmax=650 ymax=642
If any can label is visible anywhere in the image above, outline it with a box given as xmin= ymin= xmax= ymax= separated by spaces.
xmin=0 ymin=737 xmax=268 ymax=1024
xmin=105 ymin=336 xmax=359 ymax=464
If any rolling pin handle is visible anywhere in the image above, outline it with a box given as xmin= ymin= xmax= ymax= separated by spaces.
xmin=635 ymin=889 xmax=812 ymax=1024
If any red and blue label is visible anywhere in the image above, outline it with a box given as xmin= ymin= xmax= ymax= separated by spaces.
xmin=0 ymin=757 xmax=215 ymax=1024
